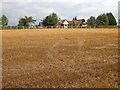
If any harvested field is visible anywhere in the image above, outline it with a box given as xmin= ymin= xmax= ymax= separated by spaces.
xmin=2 ymin=28 xmax=118 ymax=88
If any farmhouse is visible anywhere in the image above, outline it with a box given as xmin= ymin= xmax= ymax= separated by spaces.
xmin=57 ymin=18 xmax=86 ymax=28
xmin=38 ymin=18 xmax=87 ymax=28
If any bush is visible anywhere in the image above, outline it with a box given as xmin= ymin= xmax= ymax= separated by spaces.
xmin=117 ymin=25 xmax=120 ymax=28
xmin=96 ymin=25 xmax=118 ymax=28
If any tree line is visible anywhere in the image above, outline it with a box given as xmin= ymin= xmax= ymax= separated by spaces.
xmin=0 ymin=12 xmax=118 ymax=27
xmin=87 ymin=12 xmax=117 ymax=27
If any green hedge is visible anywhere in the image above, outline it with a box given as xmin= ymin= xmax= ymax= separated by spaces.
xmin=96 ymin=25 xmax=120 ymax=28
xmin=117 ymin=25 xmax=120 ymax=28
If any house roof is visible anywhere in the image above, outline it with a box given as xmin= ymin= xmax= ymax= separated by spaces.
xmin=59 ymin=19 xmax=67 ymax=23
xmin=63 ymin=20 xmax=69 ymax=24
xmin=58 ymin=18 xmax=84 ymax=26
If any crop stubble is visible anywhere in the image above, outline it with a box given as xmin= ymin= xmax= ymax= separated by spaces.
xmin=2 ymin=28 xmax=118 ymax=88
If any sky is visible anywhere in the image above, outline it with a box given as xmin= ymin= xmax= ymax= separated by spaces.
xmin=118 ymin=1 xmax=120 ymax=25
xmin=1 ymin=0 xmax=119 ymax=26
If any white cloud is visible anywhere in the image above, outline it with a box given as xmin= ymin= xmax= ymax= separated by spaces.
xmin=2 ymin=0 xmax=119 ymax=25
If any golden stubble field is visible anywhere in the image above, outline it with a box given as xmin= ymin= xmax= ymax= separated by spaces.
xmin=2 ymin=28 xmax=118 ymax=88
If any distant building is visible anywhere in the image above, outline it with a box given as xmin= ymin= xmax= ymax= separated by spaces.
xmin=58 ymin=18 xmax=86 ymax=28
xmin=58 ymin=19 xmax=69 ymax=28
xmin=82 ymin=22 xmax=88 ymax=27
xmin=38 ymin=18 xmax=87 ymax=28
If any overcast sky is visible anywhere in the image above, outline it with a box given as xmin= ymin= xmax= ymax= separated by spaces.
xmin=1 ymin=0 xmax=119 ymax=26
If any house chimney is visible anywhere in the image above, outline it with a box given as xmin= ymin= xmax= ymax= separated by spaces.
xmin=58 ymin=18 xmax=61 ymax=22
xmin=58 ymin=18 xmax=61 ymax=21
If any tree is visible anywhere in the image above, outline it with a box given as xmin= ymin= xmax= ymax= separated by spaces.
xmin=42 ymin=12 xmax=58 ymax=26
xmin=1 ymin=15 xmax=8 ymax=26
xmin=82 ymin=19 xmax=85 ymax=22
xmin=72 ymin=16 xmax=77 ymax=20
xmin=96 ymin=14 xmax=109 ymax=26
xmin=87 ymin=16 xmax=96 ymax=26
xmin=25 ymin=16 xmax=36 ymax=26
xmin=18 ymin=16 xmax=36 ymax=26
xmin=106 ymin=12 xmax=117 ymax=25
xmin=79 ymin=19 xmax=85 ymax=26
xmin=119 ymin=19 xmax=120 ymax=25
xmin=18 ymin=18 xmax=28 ymax=26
